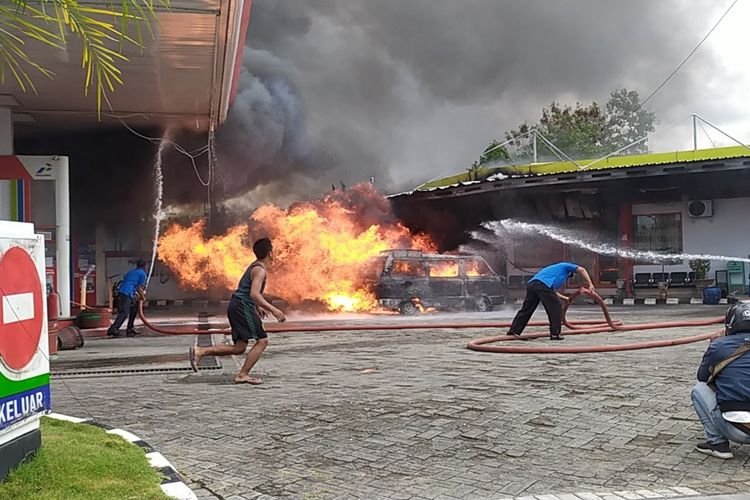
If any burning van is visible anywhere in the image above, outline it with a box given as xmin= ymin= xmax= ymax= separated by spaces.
xmin=373 ymin=249 xmax=507 ymax=314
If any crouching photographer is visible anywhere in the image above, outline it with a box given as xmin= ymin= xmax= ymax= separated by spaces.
xmin=691 ymin=302 xmax=750 ymax=459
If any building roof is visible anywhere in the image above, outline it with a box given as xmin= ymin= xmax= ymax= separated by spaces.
xmin=392 ymin=145 xmax=750 ymax=200
xmin=417 ymin=145 xmax=750 ymax=190
xmin=3 ymin=0 xmax=251 ymax=136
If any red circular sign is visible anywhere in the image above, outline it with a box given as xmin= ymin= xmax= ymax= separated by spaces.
xmin=0 ymin=246 xmax=43 ymax=371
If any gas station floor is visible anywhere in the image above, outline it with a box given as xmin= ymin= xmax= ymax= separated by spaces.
xmin=49 ymin=304 xmax=750 ymax=500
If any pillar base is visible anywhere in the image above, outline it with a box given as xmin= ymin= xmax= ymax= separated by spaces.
xmin=0 ymin=427 xmax=41 ymax=481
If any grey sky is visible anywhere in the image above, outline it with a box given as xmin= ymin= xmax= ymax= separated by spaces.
xmin=216 ymin=0 xmax=738 ymax=204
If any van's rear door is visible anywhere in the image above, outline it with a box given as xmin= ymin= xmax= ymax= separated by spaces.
xmin=463 ymin=258 xmax=502 ymax=300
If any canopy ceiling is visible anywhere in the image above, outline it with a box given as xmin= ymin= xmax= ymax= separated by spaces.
xmin=2 ymin=0 xmax=251 ymax=137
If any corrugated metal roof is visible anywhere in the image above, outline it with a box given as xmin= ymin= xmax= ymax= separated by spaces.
xmin=417 ymin=145 xmax=750 ymax=190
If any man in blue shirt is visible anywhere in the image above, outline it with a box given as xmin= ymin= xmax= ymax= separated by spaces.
xmin=690 ymin=302 xmax=750 ymax=459
xmin=508 ymin=261 xmax=594 ymax=340
xmin=107 ymin=258 xmax=148 ymax=338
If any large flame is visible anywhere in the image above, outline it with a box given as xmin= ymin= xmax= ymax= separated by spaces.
xmin=158 ymin=184 xmax=436 ymax=311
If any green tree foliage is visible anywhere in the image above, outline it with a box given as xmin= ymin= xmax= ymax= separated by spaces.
xmin=474 ymin=139 xmax=512 ymax=167
xmin=0 ymin=0 xmax=168 ymax=111
xmin=479 ymin=89 xmax=656 ymax=164
xmin=689 ymin=259 xmax=711 ymax=280
xmin=603 ymin=88 xmax=657 ymax=155
xmin=467 ymin=140 xmax=512 ymax=180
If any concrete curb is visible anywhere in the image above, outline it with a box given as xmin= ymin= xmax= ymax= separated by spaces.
xmin=45 ymin=413 xmax=197 ymax=500
xmin=512 ymin=298 xmax=733 ymax=306
xmin=503 ymin=486 xmax=704 ymax=500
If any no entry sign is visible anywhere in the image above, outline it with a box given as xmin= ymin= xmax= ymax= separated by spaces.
xmin=0 ymin=246 xmax=43 ymax=371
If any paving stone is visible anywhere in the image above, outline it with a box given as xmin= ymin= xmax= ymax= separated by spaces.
xmin=49 ymin=306 xmax=748 ymax=499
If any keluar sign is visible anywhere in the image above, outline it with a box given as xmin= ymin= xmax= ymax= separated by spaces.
xmin=0 ymin=221 xmax=51 ymax=480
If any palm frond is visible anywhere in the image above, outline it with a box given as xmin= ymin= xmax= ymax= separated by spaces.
xmin=0 ymin=0 xmax=171 ymax=111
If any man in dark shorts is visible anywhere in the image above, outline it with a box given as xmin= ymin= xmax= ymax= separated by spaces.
xmin=189 ymin=237 xmax=286 ymax=384
xmin=508 ymin=261 xmax=594 ymax=340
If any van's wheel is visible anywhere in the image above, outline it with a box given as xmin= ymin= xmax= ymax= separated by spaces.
xmin=399 ymin=300 xmax=418 ymax=315
xmin=475 ymin=296 xmax=492 ymax=312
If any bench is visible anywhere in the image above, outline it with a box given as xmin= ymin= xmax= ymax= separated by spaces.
xmin=652 ymin=272 xmax=670 ymax=285
xmin=634 ymin=273 xmax=653 ymax=288
xmin=670 ymin=272 xmax=688 ymax=287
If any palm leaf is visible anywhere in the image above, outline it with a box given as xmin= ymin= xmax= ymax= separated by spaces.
xmin=0 ymin=0 xmax=170 ymax=111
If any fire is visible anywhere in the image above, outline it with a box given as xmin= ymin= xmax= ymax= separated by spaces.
xmin=158 ymin=183 xmax=436 ymax=312
xmin=465 ymin=260 xmax=487 ymax=277
xmin=158 ymin=222 xmax=252 ymax=290
xmin=429 ymin=260 xmax=459 ymax=278
xmin=413 ymin=298 xmax=437 ymax=313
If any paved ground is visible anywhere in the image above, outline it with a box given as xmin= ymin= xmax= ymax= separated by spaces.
xmin=49 ymin=305 xmax=750 ymax=499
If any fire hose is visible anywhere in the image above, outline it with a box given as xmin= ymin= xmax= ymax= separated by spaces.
xmin=136 ymin=299 xmax=614 ymax=334
xmin=468 ymin=288 xmax=723 ymax=353
xmin=136 ymin=289 xmax=724 ymax=353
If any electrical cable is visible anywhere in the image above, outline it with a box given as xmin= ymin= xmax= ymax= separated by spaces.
xmin=638 ymin=0 xmax=741 ymax=110
xmin=117 ymin=119 xmax=211 ymax=187
xmin=102 ymin=92 xmax=212 ymax=188
xmin=487 ymin=1 xmax=740 ymax=176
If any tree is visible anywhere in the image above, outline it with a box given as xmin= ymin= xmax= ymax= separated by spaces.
xmin=0 ymin=0 xmax=167 ymax=110
xmin=480 ymin=88 xmax=657 ymax=163
xmin=603 ymin=88 xmax=657 ymax=155
xmin=467 ymin=139 xmax=512 ymax=180
xmin=474 ymin=139 xmax=511 ymax=167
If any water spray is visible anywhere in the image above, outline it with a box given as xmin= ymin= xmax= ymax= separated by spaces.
xmin=477 ymin=219 xmax=750 ymax=264
xmin=146 ymin=130 xmax=170 ymax=288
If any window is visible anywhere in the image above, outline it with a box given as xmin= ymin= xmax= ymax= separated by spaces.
xmin=464 ymin=259 xmax=492 ymax=277
xmin=633 ymin=213 xmax=682 ymax=264
xmin=429 ymin=260 xmax=459 ymax=277
xmin=391 ymin=259 xmax=427 ymax=277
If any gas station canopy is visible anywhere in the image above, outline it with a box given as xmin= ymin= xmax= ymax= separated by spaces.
xmin=2 ymin=0 xmax=251 ymax=135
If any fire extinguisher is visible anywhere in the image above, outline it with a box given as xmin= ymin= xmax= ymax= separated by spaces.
xmin=48 ymin=290 xmax=60 ymax=321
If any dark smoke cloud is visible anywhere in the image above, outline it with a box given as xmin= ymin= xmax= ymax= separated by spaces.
xmin=213 ymin=0 xmax=727 ymax=205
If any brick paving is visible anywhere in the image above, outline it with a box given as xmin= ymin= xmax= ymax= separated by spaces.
xmin=49 ymin=306 xmax=750 ymax=499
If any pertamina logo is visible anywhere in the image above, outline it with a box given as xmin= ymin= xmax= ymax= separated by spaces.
xmin=35 ymin=166 xmax=53 ymax=177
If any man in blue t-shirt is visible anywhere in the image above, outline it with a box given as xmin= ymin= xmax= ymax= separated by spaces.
xmin=508 ymin=261 xmax=594 ymax=340
xmin=107 ymin=258 xmax=148 ymax=338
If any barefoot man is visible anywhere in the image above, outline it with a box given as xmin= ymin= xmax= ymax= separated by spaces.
xmin=189 ymin=237 xmax=286 ymax=384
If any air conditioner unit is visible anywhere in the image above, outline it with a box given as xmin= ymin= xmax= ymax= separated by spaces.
xmin=688 ymin=199 xmax=713 ymax=218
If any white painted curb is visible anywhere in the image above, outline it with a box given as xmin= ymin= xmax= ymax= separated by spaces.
xmin=46 ymin=413 xmax=196 ymax=500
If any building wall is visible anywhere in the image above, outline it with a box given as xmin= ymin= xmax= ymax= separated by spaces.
xmin=632 ymin=196 xmax=750 ymax=280
xmin=0 ymin=180 xmax=11 ymax=220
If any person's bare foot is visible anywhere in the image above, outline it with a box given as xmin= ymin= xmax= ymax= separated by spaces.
xmin=234 ymin=375 xmax=262 ymax=385
xmin=189 ymin=346 xmax=203 ymax=372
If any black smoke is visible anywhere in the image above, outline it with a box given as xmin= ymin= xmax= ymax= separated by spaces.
xmin=16 ymin=1 xmax=731 ymax=234
xmin=212 ymin=0 xmax=725 ymax=206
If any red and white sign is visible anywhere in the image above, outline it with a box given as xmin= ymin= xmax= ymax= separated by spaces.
xmin=0 ymin=247 xmax=43 ymax=371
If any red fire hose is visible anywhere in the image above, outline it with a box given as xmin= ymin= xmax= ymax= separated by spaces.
xmin=137 ymin=300 xmax=614 ymax=334
xmin=136 ymin=290 xmax=723 ymax=353
xmin=468 ymin=288 xmax=723 ymax=353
